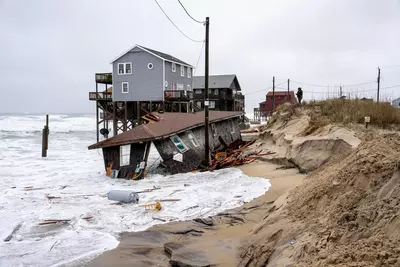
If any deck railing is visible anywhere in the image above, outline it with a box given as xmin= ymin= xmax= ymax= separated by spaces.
xmin=95 ymin=73 xmax=112 ymax=84
xmin=89 ymin=92 xmax=112 ymax=101
xmin=164 ymin=90 xmax=193 ymax=100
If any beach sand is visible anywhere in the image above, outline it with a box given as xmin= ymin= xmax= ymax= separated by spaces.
xmin=88 ymin=162 xmax=304 ymax=267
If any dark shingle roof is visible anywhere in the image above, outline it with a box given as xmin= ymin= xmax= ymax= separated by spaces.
xmin=138 ymin=45 xmax=193 ymax=67
xmin=193 ymin=75 xmax=241 ymax=90
xmin=88 ymin=111 xmax=243 ymax=149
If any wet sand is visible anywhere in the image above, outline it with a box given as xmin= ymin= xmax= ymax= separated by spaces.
xmin=88 ymin=162 xmax=305 ymax=267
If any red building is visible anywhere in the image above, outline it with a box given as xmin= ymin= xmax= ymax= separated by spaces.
xmin=259 ymin=91 xmax=296 ymax=115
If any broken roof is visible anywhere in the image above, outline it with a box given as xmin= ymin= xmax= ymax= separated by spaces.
xmin=88 ymin=111 xmax=244 ymax=149
xmin=193 ymin=75 xmax=241 ymax=90
xmin=111 ymin=44 xmax=193 ymax=67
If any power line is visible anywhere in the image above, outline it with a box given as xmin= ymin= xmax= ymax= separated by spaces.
xmin=194 ymin=41 xmax=205 ymax=76
xmin=244 ymin=81 xmax=287 ymax=96
xmin=303 ymin=84 xmax=400 ymax=94
xmin=153 ymin=0 xmax=204 ymax=43
xmin=291 ymin=80 xmax=376 ymax=88
xmin=177 ymin=0 xmax=204 ymax=24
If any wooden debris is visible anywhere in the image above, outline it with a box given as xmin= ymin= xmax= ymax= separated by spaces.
xmin=4 ymin=223 xmax=22 ymax=242
xmin=24 ymin=187 xmax=46 ymax=191
xmin=198 ymin=139 xmax=272 ymax=171
xmin=182 ymin=205 xmax=199 ymax=212
xmin=49 ymin=240 xmax=58 ymax=251
xmin=153 ymin=199 xmax=181 ymax=202
xmin=45 ymin=194 xmax=60 ymax=200
xmin=82 ymin=216 xmax=93 ymax=221
xmin=39 ymin=219 xmax=71 ymax=225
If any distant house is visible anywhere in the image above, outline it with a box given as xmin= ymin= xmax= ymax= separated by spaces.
xmin=111 ymin=44 xmax=194 ymax=102
xmin=259 ymin=91 xmax=296 ymax=115
xmin=88 ymin=111 xmax=243 ymax=179
xmin=192 ymin=75 xmax=245 ymax=112
xmin=392 ymin=97 xmax=400 ymax=108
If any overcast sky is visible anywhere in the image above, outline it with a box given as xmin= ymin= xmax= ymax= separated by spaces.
xmin=1 ymin=0 xmax=400 ymax=115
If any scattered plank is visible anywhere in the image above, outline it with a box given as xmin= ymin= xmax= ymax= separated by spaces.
xmin=4 ymin=223 xmax=22 ymax=242
xmin=153 ymin=199 xmax=181 ymax=202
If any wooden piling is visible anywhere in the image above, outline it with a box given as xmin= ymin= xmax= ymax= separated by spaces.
xmin=42 ymin=114 xmax=49 ymax=157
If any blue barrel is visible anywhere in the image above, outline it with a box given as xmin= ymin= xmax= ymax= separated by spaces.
xmin=108 ymin=190 xmax=139 ymax=203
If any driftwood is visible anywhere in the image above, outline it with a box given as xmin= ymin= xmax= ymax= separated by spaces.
xmin=153 ymin=199 xmax=181 ymax=202
xmin=39 ymin=219 xmax=71 ymax=225
xmin=200 ymin=139 xmax=274 ymax=171
xmin=4 ymin=223 xmax=22 ymax=242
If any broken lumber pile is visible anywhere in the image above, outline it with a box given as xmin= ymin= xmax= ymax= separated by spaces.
xmin=200 ymin=139 xmax=276 ymax=171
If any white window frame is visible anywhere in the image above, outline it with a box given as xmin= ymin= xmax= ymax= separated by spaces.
xmin=117 ymin=62 xmax=132 ymax=75
xmin=187 ymin=68 xmax=191 ymax=78
xmin=120 ymin=144 xmax=131 ymax=166
xmin=122 ymin=82 xmax=129 ymax=94
xmin=186 ymin=130 xmax=199 ymax=147
xmin=180 ymin=65 xmax=184 ymax=77
xmin=172 ymin=63 xmax=176 ymax=72
xmin=170 ymin=135 xmax=189 ymax=153
xmin=209 ymin=101 xmax=215 ymax=109
xmin=230 ymin=119 xmax=236 ymax=134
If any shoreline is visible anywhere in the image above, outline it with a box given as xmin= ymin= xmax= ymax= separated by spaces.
xmin=88 ymin=162 xmax=305 ymax=267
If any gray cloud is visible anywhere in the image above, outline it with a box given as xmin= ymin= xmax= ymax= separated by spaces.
xmin=1 ymin=0 xmax=399 ymax=115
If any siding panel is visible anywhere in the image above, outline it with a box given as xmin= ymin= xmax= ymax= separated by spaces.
xmin=113 ymin=48 xmax=163 ymax=101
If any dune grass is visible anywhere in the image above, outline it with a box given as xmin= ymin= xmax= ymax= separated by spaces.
xmin=302 ymin=99 xmax=400 ymax=134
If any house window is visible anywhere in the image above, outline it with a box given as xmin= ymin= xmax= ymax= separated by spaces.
xmin=118 ymin=62 xmax=132 ymax=75
xmin=196 ymin=101 xmax=202 ymax=108
xmin=170 ymin=135 xmax=189 ymax=153
xmin=125 ymin=63 xmax=132 ymax=74
xmin=210 ymin=123 xmax=217 ymax=136
xmin=209 ymin=101 xmax=215 ymax=109
xmin=180 ymin=65 xmax=184 ymax=77
xmin=147 ymin=63 xmax=153 ymax=70
xmin=214 ymin=89 xmax=218 ymax=95
xmin=122 ymin=82 xmax=129 ymax=94
xmin=187 ymin=68 xmax=191 ymax=78
xmin=230 ymin=119 xmax=235 ymax=134
xmin=186 ymin=130 xmax=199 ymax=147
xmin=194 ymin=89 xmax=202 ymax=94
xmin=118 ymin=63 xmax=124 ymax=74
xmin=177 ymin=83 xmax=184 ymax=90
xmin=120 ymin=144 xmax=131 ymax=166
xmin=187 ymin=85 xmax=191 ymax=91
xmin=172 ymin=63 xmax=176 ymax=72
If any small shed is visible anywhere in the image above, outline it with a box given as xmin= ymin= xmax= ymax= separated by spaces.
xmin=88 ymin=111 xmax=244 ymax=179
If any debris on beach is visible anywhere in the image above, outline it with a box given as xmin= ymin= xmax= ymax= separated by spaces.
xmin=142 ymin=202 xmax=162 ymax=212
xmin=45 ymin=194 xmax=61 ymax=200
xmin=199 ymin=139 xmax=276 ymax=171
xmin=3 ymin=223 xmax=22 ymax=242
xmin=38 ymin=219 xmax=71 ymax=226
xmin=107 ymin=190 xmax=139 ymax=203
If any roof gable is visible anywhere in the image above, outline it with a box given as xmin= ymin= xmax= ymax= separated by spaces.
xmin=110 ymin=44 xmax=193 ymax=67
xmin=193 ymin=75 xmax=240 ymax=90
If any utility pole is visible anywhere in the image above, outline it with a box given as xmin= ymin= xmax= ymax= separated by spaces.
xmin=377 ymin=67 xmax=381 ymax=103
xmin=204 ymin=17 xmax=211 ymax=166
xmin=272 ymin=76 xmax=275 ymax=113
xmin=287 ymin=79 xmax=290 ymax=102
xmin=340 ymin=86 xmax=343 ymax=98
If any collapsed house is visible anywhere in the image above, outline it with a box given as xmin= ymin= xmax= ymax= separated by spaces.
xmin=88 ymin=111 xmax=244 ymax=179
